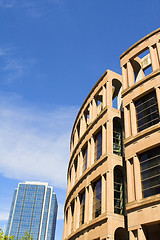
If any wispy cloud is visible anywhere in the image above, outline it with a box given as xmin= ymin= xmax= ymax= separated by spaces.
xmin=0 ymin=47 xmax=36 ymax=84
xmin=0 ymin=212 xmax=9 ymax=221
xmin=0 ymin=93 xmax=78 ymax=189
xmin=0 ymin=0 xmax=65 ymax=16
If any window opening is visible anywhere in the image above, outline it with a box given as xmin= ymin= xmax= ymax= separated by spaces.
xmin=74 ymin=158 xmax=78 ymax=181
xmin=131 ymin=48 xmax=152 ymax=83
xmin=84 ymin=107 xmax=90 ymax=127
xmin=139 ymin=146 xmax=160 ymax=198
xmin=77 ymin=121 xmax=80 ymax=139
xmin=114 ymin=167 xmax=124 ymax=215
xmin=79 ymin=191 xmax=85 ymax=225
xmin=94 ymin=130 xmax=102 ymax=161
xmin=82 ymin=146 xmax=88 ymax=172
xmin=93 ymin=179 xmax=101 ymax=218
xmin=135 ymin=91 xmax=159 ymax=132
xmin=113 ymin=119 xmax=122 ymax=156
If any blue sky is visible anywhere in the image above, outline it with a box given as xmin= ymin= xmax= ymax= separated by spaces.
xmin=0 ymin=0 xmax=159 ymax=239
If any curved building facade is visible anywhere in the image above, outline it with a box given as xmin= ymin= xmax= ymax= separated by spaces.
xmin=63 ymin=28 xmax=160 ymax=240
xmin=120 ymin=28 xmax=160 ymax=239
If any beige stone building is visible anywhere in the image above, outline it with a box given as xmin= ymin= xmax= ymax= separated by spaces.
xmin=63 ymin=29 xmax=160 ymax=240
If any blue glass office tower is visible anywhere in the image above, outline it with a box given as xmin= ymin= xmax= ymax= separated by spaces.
xmin=6 ymin=182 xmax=58 ymax=240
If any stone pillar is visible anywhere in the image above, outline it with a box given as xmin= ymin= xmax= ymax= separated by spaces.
xmin=133 ymin=155 xmax=142 ymax=200
xmin=106 ymin=119 xmax=113 ymax=154
xmin=75 ymin=195 xmax=80 ymax=229
xmin=84 ymin=186 xmax=89 ymax=223
xmin=106 ymin=80 xmax=112 ymax=107
xmin=106 ymin=169 xmax=113 ymax=213
xmin=156 ymin=41 xmax=160 ymax=64
xmin=127 ymin=60 xmax=135 ymax=86
xmin=130 ymin=101 xmax=137 ymax=135
xmin=124 ymin=105 xmax=132 ymax=138
xmin=155 ymin=86 xmax=160 ymax=113
xmin=126 ymin=159 xmax=135 ymax=202
xmin=89 ymin=101 xmax=93 ymax=123
xmin=79 ymin=151 xmax=83 ymax=177
xmin=101 ymin=173 xmax=106 ymax=214
xmin=102 ymin=123 xmax=107 ymax=155
xmin=103 ymin=84 xmax=107 ymax=107
xmin=149 ymin=44 xmax=159 ymax=71
xmin=68 ymin=205 xmax=71 ymax=236
xmin=92 ymin=97 xmax=97 ymax=120
xmin=138 ymin=227 xmax=146 ymax=240
xmin=87 ymin=139 xmax=91 ymax=168
xmin=129 ymin=230 xmax=138 ymax=240
xmin=88 ymin=183 xmax=93 ymax=221
xmin=90 ymin=135 xmax=95 ymax=165
xmin=72 ymin=164 xmax=75 ymax=186
xmin=122 ymin=64 xmax=128 ymax=90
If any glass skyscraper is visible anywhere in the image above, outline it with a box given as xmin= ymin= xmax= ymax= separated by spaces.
xmin=6 ymin=182 xmax=58 ymax=240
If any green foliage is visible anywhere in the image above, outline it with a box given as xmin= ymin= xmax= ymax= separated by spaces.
xmin=0 ymin=229 xmax=14 ymax=240
xmin=0 ymin=230 xmax=33 ymax=240
xmin=20 ymin=232 xmax=33 ymax=240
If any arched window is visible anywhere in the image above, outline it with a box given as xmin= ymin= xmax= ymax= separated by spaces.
xmin=114 ymin=167 xmax=124 ymax=215
xmin=113 ymin=119 xmax=122 ymax=156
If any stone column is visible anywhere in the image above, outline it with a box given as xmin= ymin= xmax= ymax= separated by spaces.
xmin=87 ymin=139 xmax=91 ymax=168
xmin=106 ymin=80 xmax=112 ymax=107
xmin=155 ymin=86 xmax=160 ymax=113
xmin=127 ymin=60 xmax=135 ymax=86
xmin=89 ymin=101 xmax=93 ymax=123
xmin=101 ymin=173 xmax=106 ymax=214
xmin=84 ymin=186 xmax=89 ymax=223
xmin=103 ymin=84 xmax=107 ymax=108
xmin=138 ymin=227 xmax=146 ymax=240
xmin=88 ymin=183 xmax=93 ymax=221
xmin=102 ymin=123 xmax=107 ymax=155
xmin=156 ymin=41 xmax=160 ymax=64
xmin=106 ymin=119 xmax=113 ymax=154
xmin=68 ymin=205 xmax=71 ymax=236
xmin=149 ymin=44 xmax=159 ymax=71
xmin=133 ymin=155 xmax=142 ymax=200
xmin=106 ymin=169 xmax=113 ymax=213
xmin=124 ymin=105 xmax=132 ymax=138
xmin=90 ymin=135 xmax=95 ymax=165
xmin=75 ymin=195 xmax=80 ymax=229
xmin=129 ymin=230 xmax=138 ymax=240
xmin=130 ymin=101 xmax=137 ymax=135
xmin=126 ymin=159 xmax=135 ymax=202
xmin=79 ymin=151 xmax=83 ymax=177
xmin=122 ymin=64 xmax=128 ymax=90
xmin=92 ymin=97 xmax=97 ymax=120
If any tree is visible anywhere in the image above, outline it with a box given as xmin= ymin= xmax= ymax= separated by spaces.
xmin=0 ymin=229 xmax=14 ymax=240
xmin=0 ymin=230 xmax=33 ymax=240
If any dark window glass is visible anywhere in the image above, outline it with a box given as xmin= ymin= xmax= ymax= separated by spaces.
xmin=82 ymin=147 xmax=88 ymax=172
xmin=79 ymin=192 xmax=85 ymax=225
xmin=113 ymin=120 xmax=122 ymax=156
xmin=94 ymin=131 xmax=102 ymax=161
xmin=139 ymin=146 xmax=160 ymax=198
xmin=93 ymin=179 xmax=101 ymax=218
xmin=114 ymin=168 xmax=124 ymax=215
xmin=135 ymin=91 xmax=159 ymax=132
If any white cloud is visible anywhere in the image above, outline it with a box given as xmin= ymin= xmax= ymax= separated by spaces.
xmin=0 ymin=212 xmax=9 ymax=221
xmin=0 ymin=94 xmax=78 ymax=189
xmin=57 ymin=203 xmax=64 ymax=220
xmin=0 ymin=47 xmax=36 ymax=83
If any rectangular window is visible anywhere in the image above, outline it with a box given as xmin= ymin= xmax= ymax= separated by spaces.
xmin=93 ymin=179 xmax=101 ymax=218
xmin=82 ymin=146 xmax=88 ymax=172
xmin=139 ymin=146 xmax=160 ymax=198
xmin=135 ymin=91 xmax=159 ymax=132
xmin=79 ymin=192 xmax=85 ymax=225
xmin=94 ymin=130 xmax=102 ymax=161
